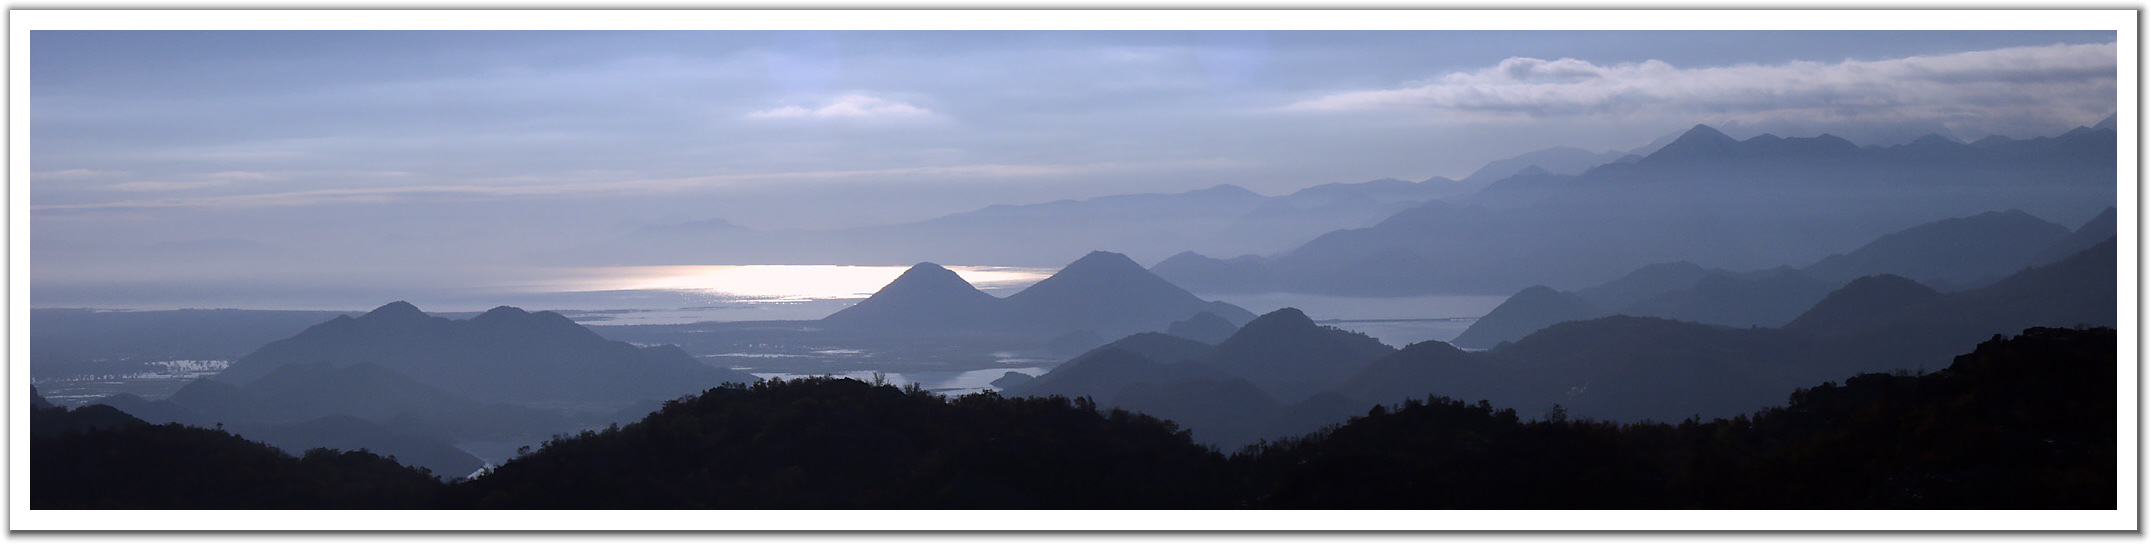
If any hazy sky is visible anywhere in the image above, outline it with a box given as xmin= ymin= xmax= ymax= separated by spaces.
xmin=27 ymin=28 xmax=2121 ymax=308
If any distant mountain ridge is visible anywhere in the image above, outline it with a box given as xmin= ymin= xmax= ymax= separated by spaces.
xmin=1159 ymin=120 xmax=2115 ymax=296
xmin=1801 ymin=209 xmax=2071 ymax=289
xmin=1452 ymin=208 xmax=2088 ymax=348
xmin=1343 ymin=237 xmax=2115 ymax=424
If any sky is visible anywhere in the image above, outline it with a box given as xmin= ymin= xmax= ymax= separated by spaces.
xmin=24 ymin=25 xmax=2123 ymax=309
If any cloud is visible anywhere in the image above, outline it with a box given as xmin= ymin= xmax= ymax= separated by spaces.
xmin=36 ymin=169 xmax=122 ymax=180
xmin=98 ymin=180 xmax=232 ymax=192
xmin=202 ymin=171 xmax=274 ymax=181
xmin=30 ymin=162 xmax=1138 ymax=213
xmin=747 ymin=94 xmax=933 ymax=120
xmin=1283 ymin=43 xmax=2116 ymax=135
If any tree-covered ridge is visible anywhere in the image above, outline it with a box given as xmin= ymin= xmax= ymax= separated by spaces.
xmin=1241 ymin=326 xmax=2116 ymax=509
xmin=451 ymin=376 xmax=1239 ymax=509
xmin=31 ymin=407 xmax=447 ymax=509
xmin=32 ymin=327 xmax=2114 ymax=510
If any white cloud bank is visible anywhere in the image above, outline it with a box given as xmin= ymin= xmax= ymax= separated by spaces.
xmin=747 ymin=94 xmax=933 ymax=120
xmin=1284 ymin=43 xmax=2117 ymax=136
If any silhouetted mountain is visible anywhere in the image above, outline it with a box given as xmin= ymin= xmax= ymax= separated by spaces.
xmin=1782 ymin=236 xmax=2116 ymax=381
xmin=1622 ymin=267 xmax=1835 ymax=328
xmin=42 ymin=328 xmax=2110 ymax=509
xmin=988 ymin=371 xmax=1034 ymax=391
xmin=1149 ymin=251 xmax=1272 ymax=294
xmin=1331 ymin=339 xmax=1489 ymax=409
xmin=216 ymin=301 xmax=755 ymax=407
xmin=1207 ymin=308 xmax=1395 ymax=402
xmin=1002 ymin=251 xmax=1256 ymax=338
xmin=1008 ymin=336 xmax=1224 ymax=401
xmin=820 ymin=262 xmax=1002 ymax=333
xmin=1461 ymin=146 xmax=1629 ymax=188
xmin=2030 ymin=206 xmax=2117 ymax=266
xmin=92 ymin=362 xmax=540 ymax=477
xmin=1802 ymin=209 xmax=2071 ymax=288
xmin=1165 ymin=311 xmax=1238 ymax=345
xmin=1782 ymin=275 xmax=1946 ymax=336
xmin=1572 ymin=261 xmax=1718 ymax=309
xmin=1006 ymin=308 xmax=1393 ymax=449
xmin=1188 ymin=178 xmax=1449 ymax=258
xmin=1450 ymin=286 xmax=1606 ymax=350
xmin=823 ymin=252 xmax=1254 ymax=342
xmin=158 ymin=362 xmax=571 ymax=440
xmin=1337 ymin=238 xmax=2117 ymax=424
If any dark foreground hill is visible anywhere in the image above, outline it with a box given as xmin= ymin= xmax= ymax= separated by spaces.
xmin=451 ymin=377 xmax=1239 ymax=509
xmin=31 ymin=404 xmax=447 ymax=509
xmin=1243 ymin=326 xmax=2115 ymax=509
xmin=34 ymin=326 xmax=2112 ymax=510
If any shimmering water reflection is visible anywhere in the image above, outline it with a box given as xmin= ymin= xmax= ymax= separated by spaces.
xmin=551 ymin=265 xmax=1055 ymax=302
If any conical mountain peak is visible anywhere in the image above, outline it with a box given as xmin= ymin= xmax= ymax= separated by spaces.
xmin=473 ymin=305 xmax=532 ymax=321
xmin=1238 ymin=307 xmax=1315 ymax=331
xmin=876 ymin=262 xmax=992 ymax=299
xmin=1640 ymin=124 xmax=1740 ymax=162
xmin=819 ymin=262 xmax=997 ymax=329
xmin=1675 ymin=124 xmax=1734 ymax=144
xmin=1061 ymin=251 xmax=1150 ymax=276
xmin=361 ymin=301 xmax=427 ymax=321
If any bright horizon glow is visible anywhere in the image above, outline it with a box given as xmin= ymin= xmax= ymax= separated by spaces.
xmin=563 ymin=264 xmax=1056 ymax=301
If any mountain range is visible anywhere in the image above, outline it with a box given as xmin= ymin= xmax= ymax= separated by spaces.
xmin=1022 ymin=233 xmax=2114 ymax=448
xmin=1340 ymin=236 xmax=2114 ymax=424
xmin=1006 ymin=307 xmax=1395 ymax=448
xmin=1453 ymin=206 xmax=2113 ymax=349
xmin=1156 ymin=119 xmax=2115 ymax=296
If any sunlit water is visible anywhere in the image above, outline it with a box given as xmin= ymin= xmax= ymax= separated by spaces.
xmin=36 ymin=360 xmax=232 ymax=407
xmin=751 ymin=366 xmax=1052 ymax=397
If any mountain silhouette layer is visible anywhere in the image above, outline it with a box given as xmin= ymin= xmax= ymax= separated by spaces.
xmin=216 ymin=302 xmax=755 ymax=407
